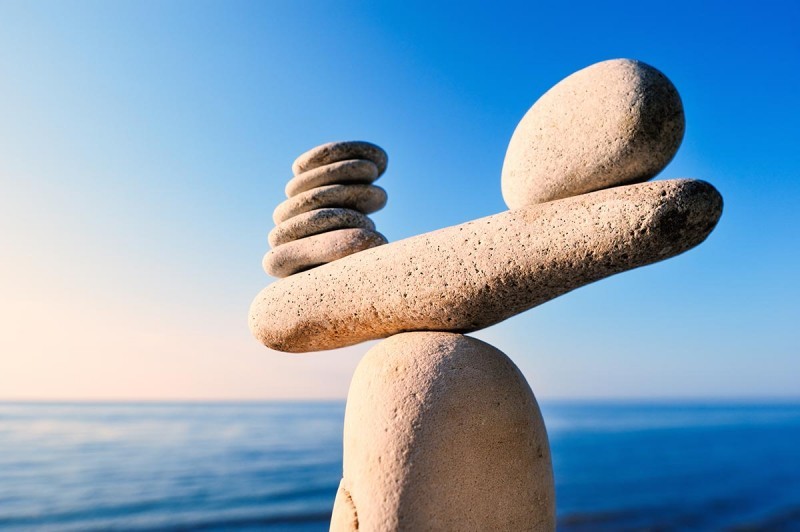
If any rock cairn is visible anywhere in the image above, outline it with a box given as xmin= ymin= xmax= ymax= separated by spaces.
xmin=263 ymin=141 xmax=389 ymax=278
xmin=249 ymin=59 xmax=724 ymax=531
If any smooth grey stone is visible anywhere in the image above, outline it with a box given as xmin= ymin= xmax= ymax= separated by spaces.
xmin=502 ymin=58 xmax=685 ymax=208
xmin=285 ymin=159 xmax=379 ymax=198
xmin=292 ymin=141 xmax=388 ymax=176
xmin=330 ymin=332 xmax=554 ymax=531
xmin=272 ymin=184 xmax=387 ymax=225
xmin=249 ymin=179 xmax=722 ymax=352
xmin=268 ymin=208 xmax=376 ymax=248
xmin=262 ymin=228 xmax=387 ymax=278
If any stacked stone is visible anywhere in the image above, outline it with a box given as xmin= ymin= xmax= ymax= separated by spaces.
xmin=250 ymin=59 xmax=724 ymax=532
xmin=262 ymin=141 xmax=389 ymax=278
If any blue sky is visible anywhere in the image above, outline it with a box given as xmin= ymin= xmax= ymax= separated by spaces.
xmin=0 ymin=0 xmax=797 ymax=400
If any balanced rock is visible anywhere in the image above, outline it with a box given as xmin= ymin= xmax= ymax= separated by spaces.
xmin=330 ymin=332 xmax=555 ymax=531
xmin=285 ymin=159 xmax=380 ymax=197
xmin=264 ymin=142 xmax=390 ymax=279
xmin=502 ymin=58 xmax=685 ymax=208
xmin=272 ymin=183 xmax=387 ymax=225
xmin=250 ymin=179 xmax=722 ymax=352
xmin=292 ymin=140 xmax=388 ymax=176
xmin=268 ymin=208 xmax=376 ymax=248
xmin=263 ymin=228 xmax=387 ymax=278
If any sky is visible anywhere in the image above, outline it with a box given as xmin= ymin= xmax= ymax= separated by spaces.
xmin=0 ymin=0 xmax=797 ymax=401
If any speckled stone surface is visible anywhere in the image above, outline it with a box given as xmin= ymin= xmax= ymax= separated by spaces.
xmin=272 ymin=184 xmax=387 ymax=225
xmin=331 ymin=480 xmax=359 ymax=532
xmin=250 ymin=179 xmax=722 ymax=352
xmin=268 ymin=208 xmax=376 ymax=248
xmin=330 ymin=332 xmax=555 ymax=532
xmin=285 ymin=159 xmax=380 ymax=198
xmin=502 ymin=59 xmax=685 ymax=208
xmin=292 ymin=141 xmax=388 ymax=176
xmin=262 ymin=228 xmax=387 ymax=278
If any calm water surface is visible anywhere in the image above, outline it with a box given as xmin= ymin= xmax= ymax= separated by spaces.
xmin=1 ymin=402 xmax=799 ymax=531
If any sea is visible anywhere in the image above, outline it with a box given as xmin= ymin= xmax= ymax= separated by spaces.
xmin=1 ymin=402 xmax=799 ymax=531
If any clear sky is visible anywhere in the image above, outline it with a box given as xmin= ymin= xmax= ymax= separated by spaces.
xmin=1 ymin=0 xmax=797 ymax=400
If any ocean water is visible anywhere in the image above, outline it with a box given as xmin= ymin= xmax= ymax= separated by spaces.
xmin=1 ymin=402 xmax=799 ymax=531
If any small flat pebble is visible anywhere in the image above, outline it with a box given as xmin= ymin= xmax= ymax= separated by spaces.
xmin=268 ymin=208 xmax=376 ymax=248
xmin=285 ymin=159 xmax=379 ymax=198
xmin=262 ymin=228 xmax=387 ymax=278
xmin=292 ymin=141 xmax=388 ymax=176
xmin=272 ymin=184 xmax=387 ymax=225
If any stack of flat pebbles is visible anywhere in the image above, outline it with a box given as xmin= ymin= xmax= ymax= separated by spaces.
xmin=263 ymin=141 xmax=389 ymax=278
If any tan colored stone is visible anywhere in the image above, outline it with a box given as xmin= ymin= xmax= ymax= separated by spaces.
xmin=330 ymin=480 xmax=359 ymax=532
xmin=330 ymin=332 xmax=555 ymax=531
xmin=502 ymin=58 xmax=685 ymax=208
xmin=285 ymin=159 xmax=379 ymax=198
xmin=250 ymin=179 xmax=722 ymax=352
xmin=272 ymin=184 xmax=387 ymax=225
xmin=262 ymin=228 xmax=386 ymax=278
xmin=268 ymin=208 xmax=376 ymax=248
xmin=292 ymin=141 xmax=388 ymax=176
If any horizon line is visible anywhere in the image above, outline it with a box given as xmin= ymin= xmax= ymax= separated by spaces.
xmin=2 ymin=396 xmax=800 ymax=405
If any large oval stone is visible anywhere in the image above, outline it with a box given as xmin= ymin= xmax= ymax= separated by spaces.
xmin=330 ymin=332 xmax=555 ymax=531
xmin=501 ymin=58 xmax=685 ymax=208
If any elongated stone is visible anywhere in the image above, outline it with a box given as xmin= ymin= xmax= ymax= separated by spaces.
xmin=292 ymin=141 xmax=388 ymax=176
xmin=502 ymin=59 xmax=684 ymax=208
xmin=272 ymin=184 xmax=387 ymax=225
xmin=263 ymin=228 xmax=387 ymax=278
xmin=268 ymin=208 xmax=376 ymax=248
xmin=249 ymin=179 xmax=722 ymax=352
xmin=285 ymin=159 xmax=379 ymax=198
xmin=330 ymin=332 xmax=555 ymax=531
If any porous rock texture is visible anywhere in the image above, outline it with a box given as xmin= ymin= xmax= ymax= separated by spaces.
xmin=501 ymin=58 xmax=685 ymax=209
xmin=329 ymin=332 xmax=555 ymax=532
xmin=292 ymin=140 xmax=388 ymax=176
xmin=272 ymin=184 xmax=387 ymax=225
xmin=249 ymin=178 xmax=722 ymax=352
xmin=331 ymin=480 xmax=359 ymax=532
xmin=268 ymin=208 xmax=376 ymax=248
xmin=263 ymin=228 xmax=387 ymax=278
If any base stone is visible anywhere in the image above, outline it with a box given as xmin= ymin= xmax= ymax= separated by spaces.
xmin=330 ymin=332 xmax=555 ymax=531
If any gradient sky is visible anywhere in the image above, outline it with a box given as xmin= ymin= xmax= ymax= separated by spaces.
xmin=1 ymin=1 xmax=797 ymax=400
